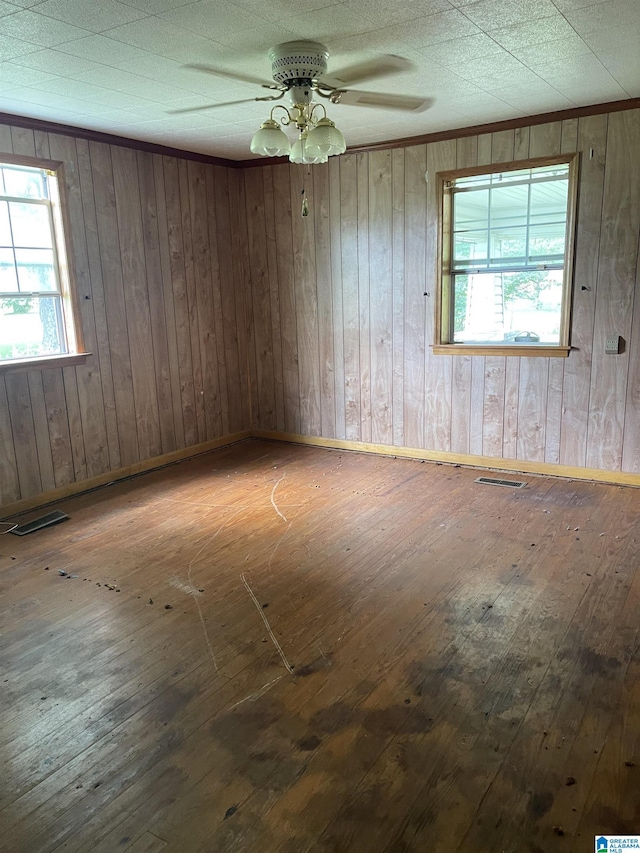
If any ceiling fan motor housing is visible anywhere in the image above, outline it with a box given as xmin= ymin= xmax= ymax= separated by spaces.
xmin=269 ymin=41 xmax=329 ymax=86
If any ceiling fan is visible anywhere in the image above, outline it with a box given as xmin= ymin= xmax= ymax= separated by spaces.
xmin=171 ymin=41 xmax=434 ymax=164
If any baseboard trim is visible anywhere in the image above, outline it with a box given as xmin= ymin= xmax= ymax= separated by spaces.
xmin=252 ymin=430 xmax=640 ymax=488
xmin=1 ymin=430 xmax=252 ymax=518
xmin=4 ymin=427 xmax=638 ymax=518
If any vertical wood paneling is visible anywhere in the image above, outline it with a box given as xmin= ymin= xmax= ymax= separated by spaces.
xmin=313 ymin=163 xmax=336 ymax=438
xmin=357 ymin=153 xmax=371 ymax=443
xmin=272 ymin=164 xmax=300 ymax=435
xmin=41 ymin=368 xmax=74 ymax=488
xmin=290 ymin=164 xmax=321 ymax=436
xmin=623 ymin=253 xmax=640 ymax=472
xmin=91 ymin=140 xmax=139 ymax=465
xmin=77 ymin=138 xmax=122 ymax=470
xmin=340 ymin=154 xmax=361 ymax=441
xmin=391 ymin=148 xmax=405 ymax=447
xmin=4 ymin=104 xmax=640 ymax=511
xmin=0 ymin=377 xmax=21 ymax=504
xmin=1 ymin=120 xmax=247 ymax=511
xmin=205 ymin=167 xmax=231 ymax=436
xmin=152 ymin=154 xmax=185 ymax=449
xmin=368 ymin=150 xmax=393 ymax=446
xmin=587 ymin=110 xmax=640 ymax=470
xmin=262 ymin=167 xmax=285 ymax=433
xmin=178 ymin=158 xmax=206 ymax=442
xmin=330 ymin=157 xmax=346 ymax=441
xmin=211 ymin=165 xmax=242 ymax=435
xmin=49 ymin=134 xmax=107 ymax=478
xmin=112 ymin=146 xmax=161 ymax=460
xmin=229 ymin=169 xmax=255 ymax=430
xmin=403 ymin=144 xmax=427 ymax=448
xmin=163 ymin=156 xmax=198 ymax=446
xmin=188 ymin=160 xmax=223 ymax=439
xmin=137 ymin=150 xmax=176 ymax=454
xmin=425 ymin=139 xmax=456 ymax=452
xmin=5 ymin=374 xmax=41 ymax=498
xmin=236 ymin=105 xmax=640 ymax=479
xmin=244 ymin=168 xmax=275 ymax=430
xmin=26 ymin=373 xmax=55 ymax=493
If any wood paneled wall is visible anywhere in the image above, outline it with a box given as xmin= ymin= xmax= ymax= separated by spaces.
xmin=0 ymin=122 xmax=250 ymax=510
xmin=2 ymin=105 xmax=639 ymax=511
xmin=241 ymin=108 xmax=640 ymax=474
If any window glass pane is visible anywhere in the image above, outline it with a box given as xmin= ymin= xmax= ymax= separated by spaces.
xmin=453 ymin=231 xmax=488 ymax=267
xmin=0 ymin=201 xmax=12 ymax=245
xmin=8 ymin=202 xmax=53 ymax=248
xmin=2 ymin=166 xmax=47 ymax=200
xmin=530 ymin=179 xmax=568 ymax=226
xmin=0 ymin=295 xmax=64 ymax=360
xmin=528 ymin=223 xmax=566 ymax=261
xmin=490 ymin=226 xmax=527 ymax=265
xmin=489 ymin=183 xmax=529 ymax=229
xmin=15 ymin=248 xmax=57 ymax=292
xmin=454 ymin=188 xmax=488 ymax=231
xmin=453 ymin=269 xmax=563 ymax=344
xmin=0 ymin=247 xmax=18 ymax=291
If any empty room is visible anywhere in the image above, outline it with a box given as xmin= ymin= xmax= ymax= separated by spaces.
xmin=0 ymin=0 xmax=639 ymax=851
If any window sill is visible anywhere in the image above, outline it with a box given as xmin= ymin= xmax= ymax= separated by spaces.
xmin=0 ymin=352 xmax=91 ymax=375
xmin=432 ymin=344 xmax=570 ymax=358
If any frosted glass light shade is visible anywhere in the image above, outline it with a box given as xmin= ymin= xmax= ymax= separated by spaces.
xmin=305 ymin=117 xmax=346 ymax=157
xmin=250 ymin=119 xmax=291 ymax=157
xmin=289 ymin=133 xmax=328 ymax=165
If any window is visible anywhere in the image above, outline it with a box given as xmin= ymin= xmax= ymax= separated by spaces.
xmin=0 ymin=155 xmax=84 ymax=369
xmin=435 ymin=154 xmax=578 ymax=356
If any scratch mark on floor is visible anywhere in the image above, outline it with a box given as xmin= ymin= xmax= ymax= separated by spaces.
xmin=270 ymin=472 xmax=288 ymax=522
xmin=228 ymin=675 xmax=284 ymax=711
xmin=241 ymin=573 xmax=295 ymax=675
xmin=187 ymin=507 xmax=245 ymax=676
xmin=268 ymin=521 xmax=293 ymax=574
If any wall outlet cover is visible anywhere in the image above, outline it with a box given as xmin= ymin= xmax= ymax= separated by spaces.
xmin=605 ymin=335 xmax=622 ymax=354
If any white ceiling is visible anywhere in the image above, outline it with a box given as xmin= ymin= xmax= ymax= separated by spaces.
xmin=0 ymin=0 xmax=638 ymax=160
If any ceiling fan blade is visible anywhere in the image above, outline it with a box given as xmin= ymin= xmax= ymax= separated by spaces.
xmin=183 ymin=63 xmax=280 ymax=90
xmin=167 ymin=97 xmax=267 ymax=115
xmin=323 ymin=54 xmax=414 ymax=87
xmin=332 ymin=90 xmax=434 ymax=113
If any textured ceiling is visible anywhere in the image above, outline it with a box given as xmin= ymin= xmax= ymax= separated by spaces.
xmin=0 ymin=0 xmax=638 ymax=160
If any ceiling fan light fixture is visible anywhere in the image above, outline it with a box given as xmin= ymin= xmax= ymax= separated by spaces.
xmin=305 ymin=117 xmax=346 ymax=157
xmin=250 ymin=118 xmax=291 ymax=157
xmin=290 ymin=132 xmax=328 ymax=165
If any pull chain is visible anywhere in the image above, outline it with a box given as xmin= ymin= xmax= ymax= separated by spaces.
xmin=301 ymin=164 xmax=311 ymax=217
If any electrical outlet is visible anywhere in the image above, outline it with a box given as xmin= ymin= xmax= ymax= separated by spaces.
xmin=605 ymin=335 xmax=621 ymax=354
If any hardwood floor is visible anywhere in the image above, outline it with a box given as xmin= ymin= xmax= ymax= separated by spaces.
xmin=1 ymin=438 xmax=638 ymax=852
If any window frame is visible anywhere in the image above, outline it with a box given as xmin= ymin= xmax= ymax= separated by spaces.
xmin=0 ymin=152 xmax=87 ymax=374
xmin=434 ymin=153 xmax=579 ymax=358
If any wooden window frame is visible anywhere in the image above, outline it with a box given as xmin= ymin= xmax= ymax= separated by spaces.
xmin=433 ymin=153 xmax=579 ymax=358
xmin=0 ymin=152 xmax=88 ymax=374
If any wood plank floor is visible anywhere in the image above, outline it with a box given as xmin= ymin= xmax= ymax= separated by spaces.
xmin=1 ymin=438 xmax=638 ymax=853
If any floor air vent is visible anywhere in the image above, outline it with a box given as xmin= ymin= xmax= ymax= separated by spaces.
xmin=475 ymin=476 xmax=527 ymax=489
